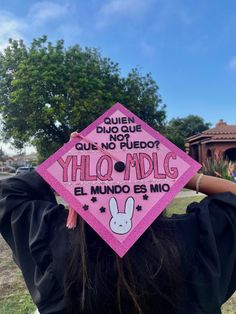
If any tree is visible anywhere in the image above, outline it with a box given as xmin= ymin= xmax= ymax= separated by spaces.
xmin=0 ymin=36 xmax=166 ymax=160
xmin=165 ymin=115 xmax=211 ymax=150
xmin=0 ymin=147 xmax=8 ymax=163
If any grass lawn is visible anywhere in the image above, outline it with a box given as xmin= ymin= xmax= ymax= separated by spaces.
xmin=0 ymin=195 xmax=235 ymax=313
xmin=166 ymin=195 xmax=205 ymax=216
xmin=0 ymin=238 xmax=36 ymax=314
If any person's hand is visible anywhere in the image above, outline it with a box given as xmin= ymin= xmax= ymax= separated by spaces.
xmin=69 ymin=131 xmax=80 ymax=141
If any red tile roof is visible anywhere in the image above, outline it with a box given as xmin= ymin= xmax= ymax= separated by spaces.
xmin=187 ymin=120 xmax=236 ymax=142
xmin=202 ymin=125 xmax=236 ymax=135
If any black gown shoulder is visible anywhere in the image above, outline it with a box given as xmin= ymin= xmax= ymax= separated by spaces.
xmin=185 ymin=192 xmax=236 ymax=313
xmin=0 ymin=171 xmax=68 ymax=314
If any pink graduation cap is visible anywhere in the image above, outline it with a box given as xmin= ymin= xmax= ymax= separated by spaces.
xmin=36 ymin=103 xmax=201 ymax=257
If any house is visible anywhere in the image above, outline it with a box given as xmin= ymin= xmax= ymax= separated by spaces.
xmin=185 ymin=120 xmax=236 ymax=163
xmin=5 ymin=152 xmax=37 ymax=167
xmin=5 ymin=157 xmax=15 ymax=166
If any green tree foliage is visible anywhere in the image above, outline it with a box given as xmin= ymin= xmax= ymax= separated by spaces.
xmin=0 ymin=36 xmax=166 ymax=160
xmin=165 ymin=115 xmax=211 ymax=150
xmin=0 ymin=147 xmax=7 ymax=163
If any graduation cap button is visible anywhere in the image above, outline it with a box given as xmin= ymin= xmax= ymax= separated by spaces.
xmin=114 ymin=161 xmax=125 ymax=172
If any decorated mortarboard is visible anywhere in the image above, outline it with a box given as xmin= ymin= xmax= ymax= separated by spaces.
xmin=36 ymin=103 xmax=201 ymax=257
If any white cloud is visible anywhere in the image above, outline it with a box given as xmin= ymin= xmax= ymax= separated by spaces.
xmin=0 ymin=2 xmax=71 ymax=51
xmin=28 ymin=1 xmax=70 ymax=25
xmin=228 ymin=56 xmax=236 ymax=72
xmin=97 ymin=0 xmax=153 ymax=27
xmin=96 ymin=0 xmax=193 ymax=33
xmin=0 ymin=12 xmax=26 ymax=51
xmin=100 ymin=0 xmax=149 ymax=16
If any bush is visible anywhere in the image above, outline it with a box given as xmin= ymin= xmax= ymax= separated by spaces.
xmin=202 ymin=157 xmax=234 ymax=181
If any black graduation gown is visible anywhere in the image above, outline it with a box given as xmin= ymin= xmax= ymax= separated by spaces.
xmin=0 ymin=171 xmax=235 ymax=314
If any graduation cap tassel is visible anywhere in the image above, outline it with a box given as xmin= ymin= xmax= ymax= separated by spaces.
xmin=66 ymin=206 xmax=78 ymax=229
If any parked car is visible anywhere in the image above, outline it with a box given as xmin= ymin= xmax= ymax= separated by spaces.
xmin=16 ymin=166 xmax=35 ymax=175
xmin=0 ymin=166 xmax=16 ymax=173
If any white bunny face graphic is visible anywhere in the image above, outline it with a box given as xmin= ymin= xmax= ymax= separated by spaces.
xmin=109 ymin=197 xmax=134 ymax=234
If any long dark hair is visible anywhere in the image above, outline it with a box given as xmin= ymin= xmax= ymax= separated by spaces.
xmin=64 ymin=215 xmax=186 ymax=314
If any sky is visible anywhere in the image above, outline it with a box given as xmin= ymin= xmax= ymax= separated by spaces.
xmin=0 ymin=0 xmax=236 ymax=155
